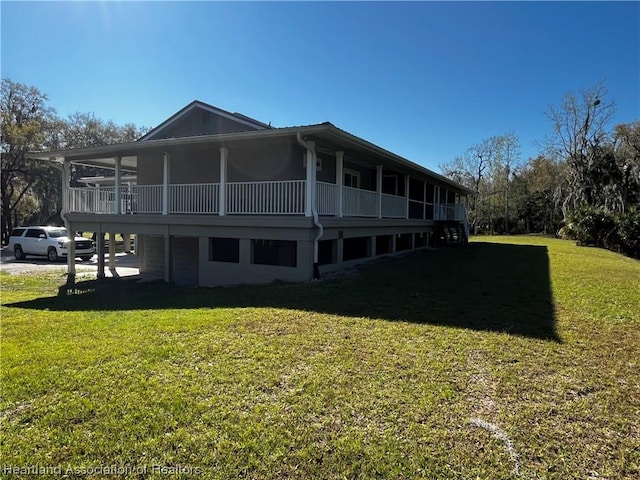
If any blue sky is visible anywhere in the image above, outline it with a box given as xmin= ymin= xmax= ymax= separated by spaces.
xmin=2 ymin=1 xmax=639 ymax=171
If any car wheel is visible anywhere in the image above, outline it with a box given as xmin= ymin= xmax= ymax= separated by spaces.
xmin=14 ymin=245 xmax=25 ymax=260
xmin=47 ymin=247 xmax=59 ymax=262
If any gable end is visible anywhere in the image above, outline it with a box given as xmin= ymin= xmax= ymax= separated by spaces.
xmin=139 ymin=101 xmax=271 ymax=141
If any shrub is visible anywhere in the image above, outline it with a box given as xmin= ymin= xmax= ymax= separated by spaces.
xmin=569 ymin=207 xmax=617 ymax=248
xmin=568 ymin=206 xmax=640 ymax=259
xmin=615 ymin=207 xmax=640 ymax=258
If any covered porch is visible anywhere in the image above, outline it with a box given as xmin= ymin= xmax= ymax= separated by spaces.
xmin=66 ymin=180 xmax=467 ymax=221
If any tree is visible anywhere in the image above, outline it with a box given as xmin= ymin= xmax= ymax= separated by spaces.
xmin=510 ymin=156 xmax=565 ymax=234
xmin=544 ymin=82 xmax=616 ymax=217
xmin=1 ymin=79 xmax=57 ymax=244
xmin=51 ymin=112 xmax=146 ymax=185
xmin=489 ymin=133 xmax=520 ymax=233
xmin=544 ymin=85 xmax=639 ymax=257
xmin=1 ymin=78 xmax=148 ymax=244
xmin=440 ymin=140 xmax=491 ymax=234
xmin=613 ymin=121 xmax=640 ymax=212
xmin=440 ymin=133 xmax=521 ymax=234
xmin=50 ymin=112 xmax=143 ymax=150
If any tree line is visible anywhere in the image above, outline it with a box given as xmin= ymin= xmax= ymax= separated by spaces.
xmin=1 ymin=79 xmax=148 ymax=244
xmin=440 ymin=82 xmax=640 ymax=258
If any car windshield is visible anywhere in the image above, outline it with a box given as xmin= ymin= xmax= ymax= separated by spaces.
xmin=47 ymin=228 xmax=68 ymax=238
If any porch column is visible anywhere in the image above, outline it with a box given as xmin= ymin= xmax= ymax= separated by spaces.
xmin=108 ymin=232 xmax=116 ymax=273
xmin=423 ymin=180 xmax=427 ymax=220
xmin=304 ymin=141 xmax=316 ymax=217
xmin=164 ymin=231 xmax=171 ymax=283
xmin=376 ymin=165 xmax=383 ymax=219
xmin=123 ymin=234 xmax=131 ymax=253
xmin=67 ymin=225 xmax=76 ymax=270
xmin=61 ymin=157 xmax=69 ymax=217
xmin=162 ymin=152 xmax=170 ymax=215
xmin=115 ymin=156 xmax=122 ymax=214
xmin=96 ymin=228 xmax=105 ymax=279
xmin=405 ymin=175 xmax=410 ymax=219
xmin=336 ymin=151 xmax=344 ymax=217
xmin=219 ymin=147 xmax=228 ymax=216
xmin=62 ymin=159 xmax=76 ymax=279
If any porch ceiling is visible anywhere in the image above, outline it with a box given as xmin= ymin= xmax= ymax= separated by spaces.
xmin=71 ymin=156 xmax=138 ymax=171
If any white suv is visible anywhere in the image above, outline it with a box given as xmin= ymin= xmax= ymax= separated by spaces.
xmin=8 ymin=226 xmax=95 ymax=262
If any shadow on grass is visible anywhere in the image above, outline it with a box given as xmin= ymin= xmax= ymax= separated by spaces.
xmin=5 ymin=242 xmax=559 ymax=341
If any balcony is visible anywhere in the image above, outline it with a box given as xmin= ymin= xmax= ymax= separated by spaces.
xmin=66 ymin=180 xmax=466 ymax=221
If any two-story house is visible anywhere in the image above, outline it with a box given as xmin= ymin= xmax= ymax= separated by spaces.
xmin=30 ymin=101 xmax=472 ymax=286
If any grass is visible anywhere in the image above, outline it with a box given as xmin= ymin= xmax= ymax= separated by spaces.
xmin=1 ymin=236 xmax=639 ymax=479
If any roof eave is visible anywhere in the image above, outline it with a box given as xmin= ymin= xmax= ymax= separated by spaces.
xmin=320 ymin=125 xmax=475 ymax=195
xmin=27 ymin=124 xmax=332 ymax=161
xmin=28 ymin=122 xmax=472 ymax=194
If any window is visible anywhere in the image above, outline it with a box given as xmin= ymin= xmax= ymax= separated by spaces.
xmin=344 ymin=168 xmax=360 ymax=188
xmin=209 ymin=237 xmax=239 ymax=263
xmin=376 ymin=235 xmax=392 ymax=255
xmin=25 ymin=228 xmax=46 ymax=238
xmin=252 ymin=239 xmax=297 ymax=267
xmin=47 ymin=228 xmax=67 ymax=238
xmin=318 ymin=239 xmax=337 ymax=265
xmin=343 ymin=236 xmax=370 ymax=261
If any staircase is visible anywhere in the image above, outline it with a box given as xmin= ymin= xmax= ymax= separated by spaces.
xmin=435 ymin=221 xmax=468 ymax=247
xmin=433 ymin=203 xmax=470 ymax=247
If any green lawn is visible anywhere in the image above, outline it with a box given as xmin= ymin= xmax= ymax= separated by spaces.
xmin=1 ymin=236 xmax=638 ymax=479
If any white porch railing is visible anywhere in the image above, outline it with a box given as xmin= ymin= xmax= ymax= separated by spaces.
xmin=435 ymin=203 xmax=466 ymax=221
xmin=382 ymin=193 xmax=406 ymax=218
xmin=317 ymin=181 xmax=339 ymax=215
xmin=129 ymin=185 xmax=163 ymax=214
xmin=67 ymin=182 xmax=467 ymax=221
xmin=68 ymin=187 xmax=117 ymax=214
xmin=226 ymin=180 xmax=305 ymax=214
xmin=169 ymin=184 xmax=219 ymax=214
xmin=343 ymin=186 xmax=378 ymax=217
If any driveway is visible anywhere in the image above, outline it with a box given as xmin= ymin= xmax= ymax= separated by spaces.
xmin=0 ymin=247 xmax=140 ymax=278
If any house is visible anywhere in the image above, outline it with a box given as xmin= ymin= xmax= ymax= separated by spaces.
xmin=30 ymin=101 xmax=473 ymax=286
